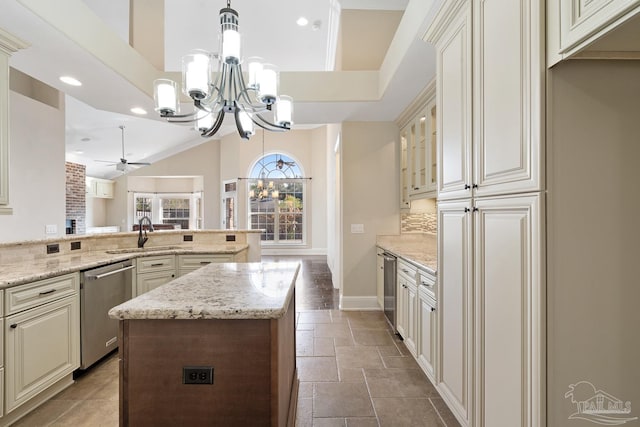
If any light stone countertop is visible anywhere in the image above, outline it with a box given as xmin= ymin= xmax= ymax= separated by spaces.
xmin=376 ymin=233 xmax=437 ymax=275
xmin=108 ymin=262 xmax=300 ymax=320
xmin=0 ymin=244 xmax=248 ymax=288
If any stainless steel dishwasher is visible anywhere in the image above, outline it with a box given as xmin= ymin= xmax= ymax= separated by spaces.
xmin=80 ymin=260 xmax=134 ymax=369
xmin=382 ymin=252 xmax=397 ymax=332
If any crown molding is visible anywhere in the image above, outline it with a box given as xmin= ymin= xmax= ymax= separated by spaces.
xmin=422 ymin=0 xmax=469 ymax=45
xmin=395 ymin=77 xmax=436 ymax=128
xmin=0 ymin=28 xmax=30 ymax=55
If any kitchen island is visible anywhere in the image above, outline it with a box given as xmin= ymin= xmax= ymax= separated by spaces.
xmin=109 ymin=262 xmax=300 ymax=427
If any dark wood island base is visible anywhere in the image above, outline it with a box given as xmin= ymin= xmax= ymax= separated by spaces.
xmin=118 ymin=292 xmax=297 ymax=426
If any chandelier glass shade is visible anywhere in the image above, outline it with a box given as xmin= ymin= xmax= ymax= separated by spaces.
xmin=153 ymin=1 xmax=293 ymax=140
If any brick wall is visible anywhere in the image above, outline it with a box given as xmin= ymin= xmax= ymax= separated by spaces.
xmin=65 ymin=162 xmax=86 ymax=234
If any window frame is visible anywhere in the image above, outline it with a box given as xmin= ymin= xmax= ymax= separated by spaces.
xmin=132 ymin=192 xmax=202 ymax=230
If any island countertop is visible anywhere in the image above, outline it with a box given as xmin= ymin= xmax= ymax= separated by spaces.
xmin=109 ymin=262 xmax=300 ymax=321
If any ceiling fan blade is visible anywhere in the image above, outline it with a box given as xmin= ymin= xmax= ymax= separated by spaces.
xmin=127 ymin=162 xmax=151 ymax=166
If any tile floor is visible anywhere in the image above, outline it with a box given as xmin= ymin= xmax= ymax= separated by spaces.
xmin=11 ymin=257 xmax=459 ymax=426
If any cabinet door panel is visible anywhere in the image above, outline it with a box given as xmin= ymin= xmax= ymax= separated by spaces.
xmin=437 ymin=199 xmax=473 ymax=425
xmin=5 ymin=295 xmax=79 ymax=413
xmin=405 ymin=283 xmax=418 ymax=356
xmin=474 ymin=194 xmax=543 ymax=427
xmin=437 ymin=4 xmax=472 ymax=200
xmin=559 ymin=0 xmax=640 ymax=54
xmin=473 ymin=0 xmax=543 ymax=197
xmin=137 ymin=271 xmax=176 ymax=295
xmin=418 ymin=291 xmax=436 ymax=381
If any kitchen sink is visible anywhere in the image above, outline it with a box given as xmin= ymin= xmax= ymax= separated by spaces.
xmin=105 ymin=246 xmax=186 ymax=254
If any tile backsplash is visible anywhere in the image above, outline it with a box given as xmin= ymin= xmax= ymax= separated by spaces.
xmin=401 ymin=212 xmax=437 ymax=234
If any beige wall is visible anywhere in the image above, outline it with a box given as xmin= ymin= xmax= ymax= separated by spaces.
xmin=106 ymin=139 xmax=220 ymax=231
xmin=219 ymin=127 xmax=329 ymax=254
xmin=0 ymin=90 xmax=66 ymax=242
xmin=341 ymin=121 xmax=400 ymax=307
xmin=326 ymin=123 xmax=342 ymax=288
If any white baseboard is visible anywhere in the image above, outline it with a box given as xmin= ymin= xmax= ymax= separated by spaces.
xmin=261 ymin=248 xmax=327 ymax=256
xmin=339 ymin=296 xmax=382 ymax=311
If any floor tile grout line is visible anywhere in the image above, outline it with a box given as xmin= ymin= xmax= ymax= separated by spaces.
xmin=428 ymin=397 xmax=452 ymax=427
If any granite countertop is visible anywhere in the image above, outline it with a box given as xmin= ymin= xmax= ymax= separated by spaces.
xmin=376 ymin=233 xmax=437 ymax=275
xmin=0 ymin=244 xmax=249 ymax=289
xmin=109 ymin=262 xmax=300 ymax=320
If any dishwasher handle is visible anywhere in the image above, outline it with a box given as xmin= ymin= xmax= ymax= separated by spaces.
xmin=86 ymin=264 xmax=135 ymax=280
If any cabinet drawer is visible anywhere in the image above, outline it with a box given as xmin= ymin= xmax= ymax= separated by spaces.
xmin=398 ymin=259 xmax=417 ymax=282
xmin=177 ymin=254 xmax=233 ymax=269
xmin=136 ymin=255 xmax=175 ymax=273
xmin=418 ymin=269 xmax=436 ymax=300
xmin=5 ymin=273 xmax=79 ymax=315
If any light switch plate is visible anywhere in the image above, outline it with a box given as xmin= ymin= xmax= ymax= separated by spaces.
xmin=350 ymin=224 xmax=364 ymax=234
xmin=45 ymin=224 xmax=57 ymax=234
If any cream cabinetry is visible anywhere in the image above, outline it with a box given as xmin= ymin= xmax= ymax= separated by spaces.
xmin=136 ymin=255 xmax=176 ymax=295
xmin=86 ymin=177 xmax=114 ymax=199
xmin=553 ymin=0 xmax=640 ymax=59
xmin=417 ymin=284 xmax=436 ymax=382
xmin=4 ymin=273 xmax=80 ymax=414
xmin=426 ymin=0 xmax=543 ymax=202
xmin=437 ymin=195 xmax=544 ymax=427
xmin=426 ymin=1 xmax=545 ymax=425
xmin=396 ymin=261 xmax=418 ymax=356
xmin=436 ymin=200 xmax=473 ymax=426
xmin=399 ymin=127 xmax=411 ymax=209
xmin=177 ymin=254 xmax=233 ymax=277
xmin=398 ymin=80 xmax=437 ymax=206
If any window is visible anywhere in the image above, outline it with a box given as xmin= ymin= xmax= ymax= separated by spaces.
xmin=248 ymin=153 xmax=306 ymax=245
xmin=132 ymin=192 xmax=202 ymax=230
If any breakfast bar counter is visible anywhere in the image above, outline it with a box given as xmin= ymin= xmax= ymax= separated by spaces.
xmin=109 ymin=262 xmax=300 ymax=427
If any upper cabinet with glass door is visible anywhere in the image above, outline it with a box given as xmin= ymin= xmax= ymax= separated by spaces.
xmin=409 ymin=101 xmax=437 ymax=200
xmin=398 ymin=80 xmax=437 ymax=208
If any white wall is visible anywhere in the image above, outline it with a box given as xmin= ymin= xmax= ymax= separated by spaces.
xmin=326 ymin=123 xmax=342 ymax=288
xmin=340 ymin=121 xmax=400 ymax=309
xmin=220 ymin=127 xmax=329 ymax=254
xmin=0 ymin=90 xmax=66 ymax=242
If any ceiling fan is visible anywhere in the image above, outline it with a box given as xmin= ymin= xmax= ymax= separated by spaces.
xmin=95 ymin=125 xmax=151 ymax=172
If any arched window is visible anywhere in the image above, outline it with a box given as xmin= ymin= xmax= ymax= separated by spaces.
xmin=248 ymin=153 xmax=306 ymax=245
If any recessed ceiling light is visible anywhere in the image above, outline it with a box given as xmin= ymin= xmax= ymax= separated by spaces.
xmin=130 ymin=107 xmax=147 ymax=115
xmin=296 ymin=17 xmax=309 ymax=26
xmin=80 ymin=137 xmax=91 ymax=142
xmin=59 ymin=76 xmax=82 ymax=86
xmin=75 ymin=150 xmax=84 ymax=154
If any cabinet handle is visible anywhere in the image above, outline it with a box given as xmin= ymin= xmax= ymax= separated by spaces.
xmin=402 ymin=269 xmax=410 ymax=274
xmin=473 ymin=207 xmax=479 ymax=212
xmin=10 ymin=324 xmax=17 ymax=329
xmin=464 ymin=184 xmax=471 ymax=190
xmin=414 ymin=187 xmax=419 ymax=190
xmin=472 ymin=184 xmax=478 ymax=189
xmin=151 ymin=263 xmax=164 ymax=267
xmin=199 ymin=261 xmax=211 ymax=265
xmin=38 ymin=289 xmax=56 ymax=296
xmin=464 ymin=207 xmax=470 ymax=213
xmin=430 ymin=307 xmax=436 ymax=312
xmin=421 ymin=282 xmax=433 ymax=287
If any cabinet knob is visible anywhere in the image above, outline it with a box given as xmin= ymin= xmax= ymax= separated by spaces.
xmin=472 ymin=184 xmax=478 ymax=189
xmin=464 ymin=208 xmax=470 ymax=213
xmin=473 ymin=207 xmax=479 ymax=212
xmin=10 ymin=324 xmax=17 ymax=329
xmin=464 ymin=184 xmax=471 ymax=190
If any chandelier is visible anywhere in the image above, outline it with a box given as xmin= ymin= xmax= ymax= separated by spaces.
xmin=152 ymin=1 xmax=293 ymax=140
xmin=249 ymin=131 xmax=279 ymax=200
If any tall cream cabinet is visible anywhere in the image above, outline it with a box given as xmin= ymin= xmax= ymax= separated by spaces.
xmin=427 ymin=0 xmax=543 ymax=202
xmin=425 ymin=0 xmax=545 ymax=426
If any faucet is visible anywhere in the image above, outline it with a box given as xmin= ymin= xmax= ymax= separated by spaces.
xmin=137 ymin=216 xmax=154 ymax=248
